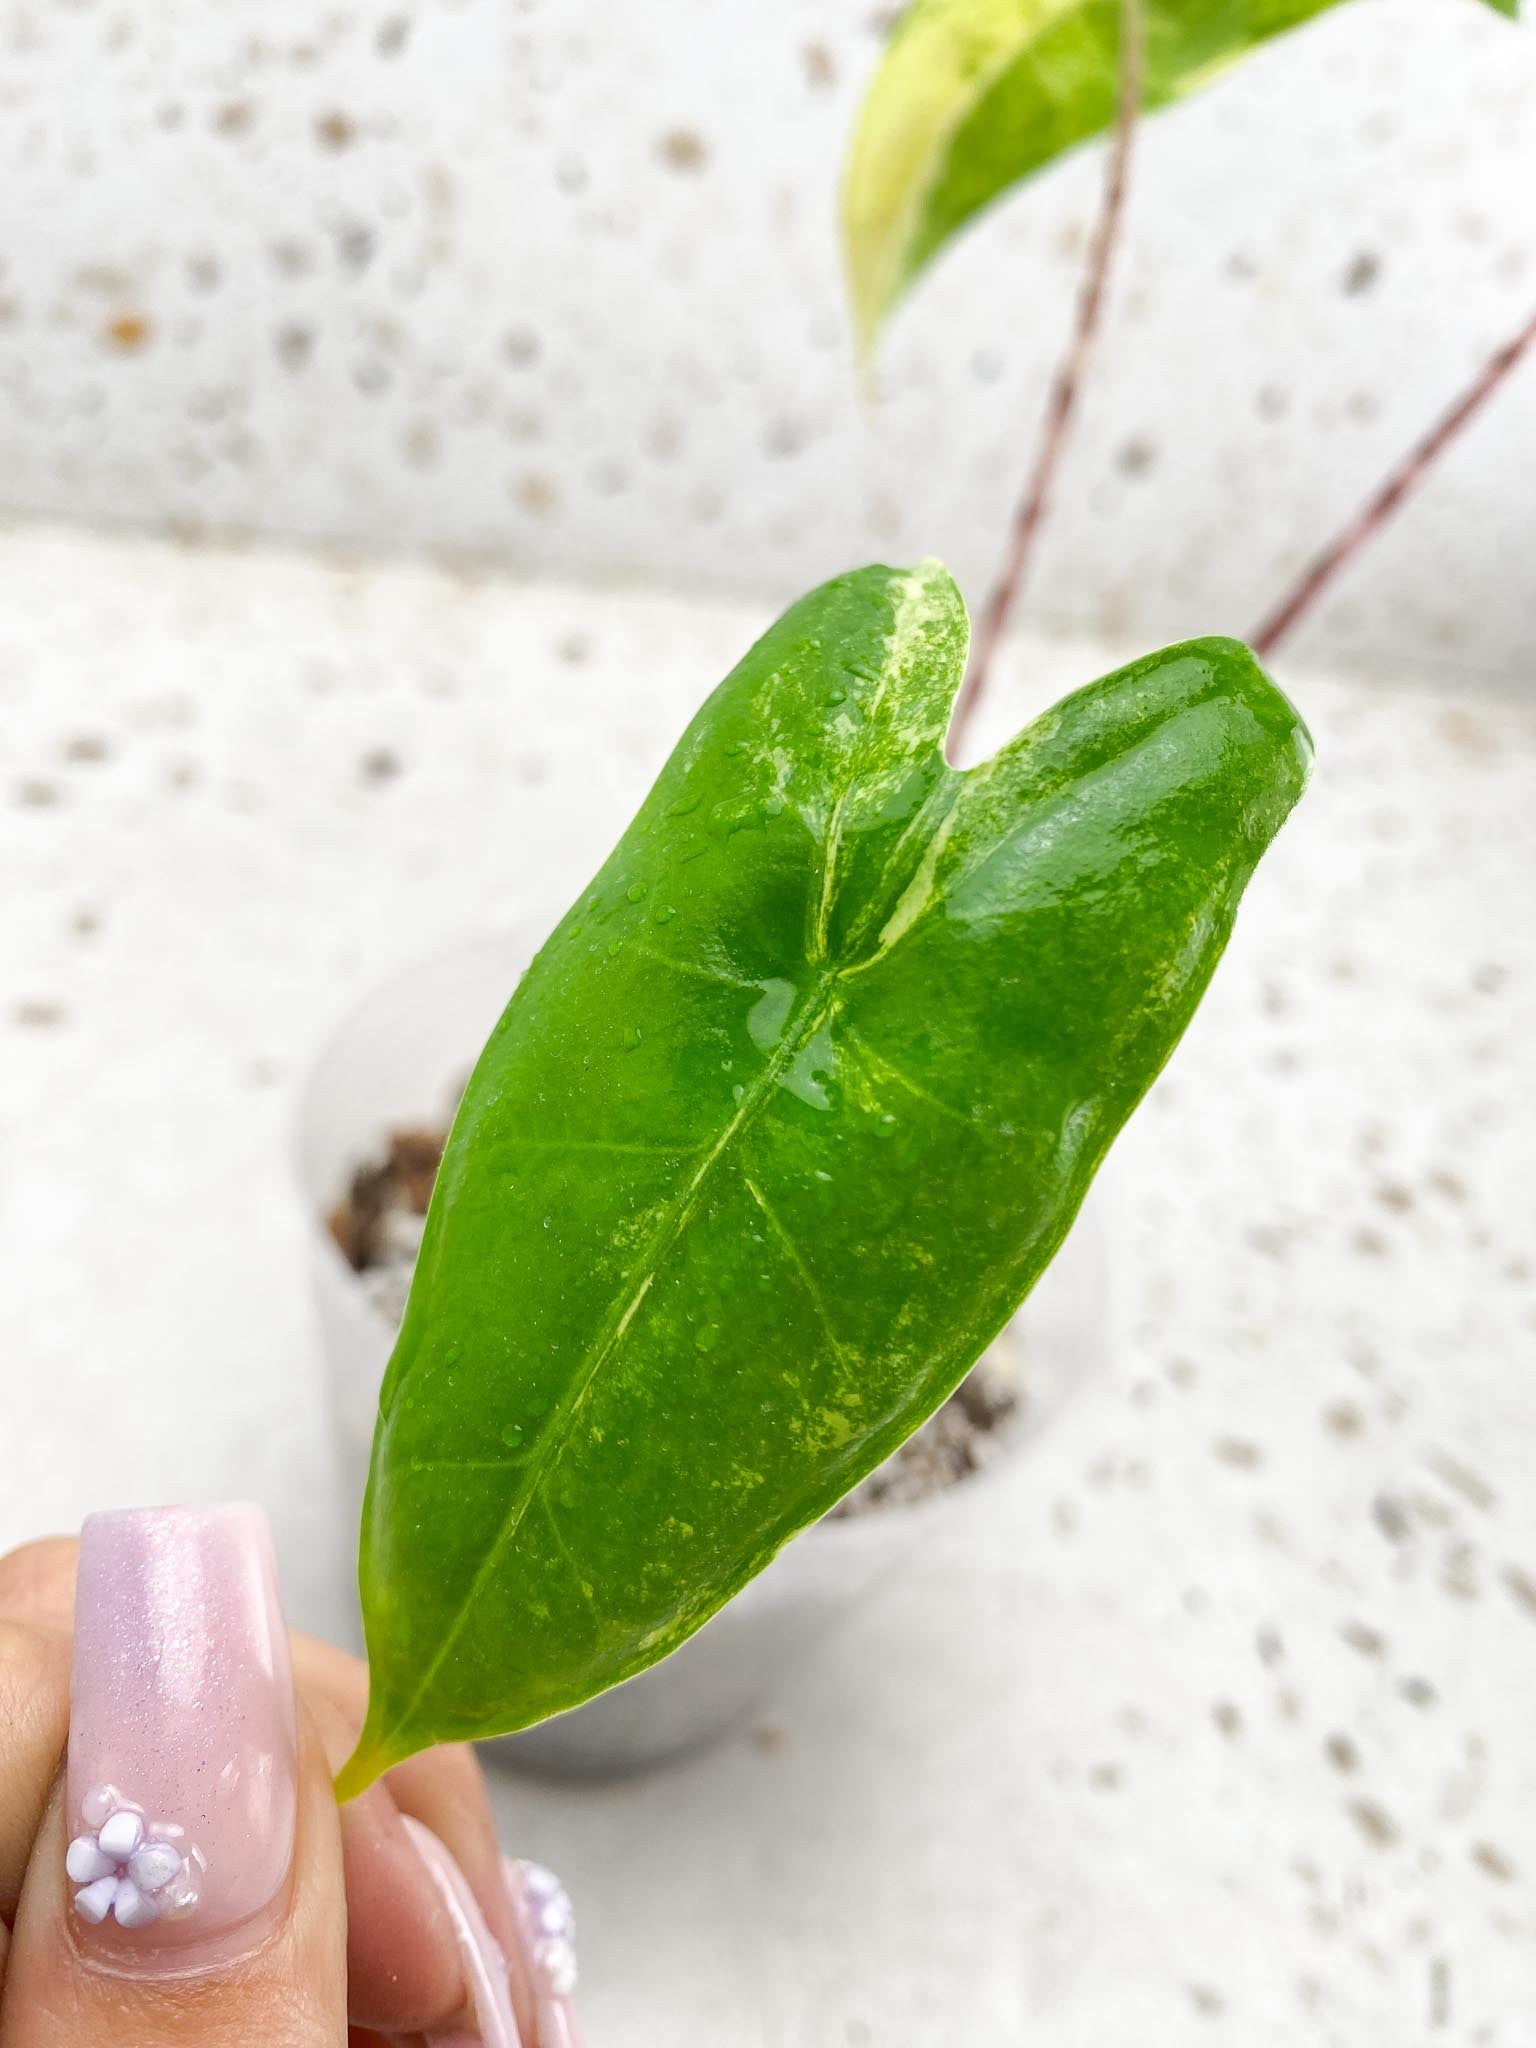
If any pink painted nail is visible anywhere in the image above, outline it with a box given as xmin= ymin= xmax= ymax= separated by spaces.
xmin=404 ymin=1818 xmax=524 ymax=2048
xmin=504 ymin=1853 xmax=583 ymax=2048
xmin=67 ymin=1504 xmax=297 ymax=1972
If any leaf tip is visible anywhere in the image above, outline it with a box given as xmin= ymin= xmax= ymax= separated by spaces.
xmin=332 ymin=1749 xmax=377 ymax=1806
xmin=840 ymin=98 xmax=909 ymax=382
xmin=893 ymin=554 xmax=968 ymax=638
xmin=1196 ymin=634 xmax=1316 ymax=815
xmin=333 ymin=1710 xmax=407 ymax=1804
xmin=842 ymin=210 xmax=889 ymax=385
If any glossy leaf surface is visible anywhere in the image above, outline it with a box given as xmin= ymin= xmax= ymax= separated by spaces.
xmin=340 ymin=561 xmax=1311 ymax=1793
xmin=844 ymin=0 xmax=1519 ymax=349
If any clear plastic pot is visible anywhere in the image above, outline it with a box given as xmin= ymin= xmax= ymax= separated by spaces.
xmin=296 ymin=929 xmax=1108 ymax=1773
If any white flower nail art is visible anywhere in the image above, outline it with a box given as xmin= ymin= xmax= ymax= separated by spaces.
xmin=68 ymin=1785 xmax=205 ymax=1930
xmin=520 ymin=1860 xmax=578 ymax=1998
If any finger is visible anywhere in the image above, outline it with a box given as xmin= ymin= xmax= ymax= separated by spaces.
xmin=293 ymin=1636 xmax=531 ymax=2041
xmin=298 ymin=1641 xmax=515 ymax=1939
xmin=386 ymin=1747 xmax=522 ymax=1973
xmin=502 ymin=1856 xmax=584 ymax=2048
xmin=401 ymin=1818 xmax=522 ymax=2048
xmin=0 ymin=1503 xmax=348 ymax=2048
xmin=299 ymin=1682 xmax=466 ymax=2036
xmin=0 ymin=1557 xmax=462 ymax=2043
xmin=0 ymin=1533 xmax=548 ymax=2044
xmin=387 ymin=1755 xmax=552 ymax=2047
xmin=0 ymin=1537 xmax=77 ymax=1934
xmin=295 ymin=1635 xmax=581 ymax=2048
xmin=0 ymin=1623 xmax=69 ymax=1930
xmin=0 ymin=1540 xmax=77 ymax=1636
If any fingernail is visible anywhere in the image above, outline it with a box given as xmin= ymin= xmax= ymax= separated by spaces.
xmin=67 ymin=1503 xmax=297 ymax=1972
xmin=503 ymin=1854 xmax=583 ymax=2048
xmin=404 ymin=1818 xmax=523 ymax=2048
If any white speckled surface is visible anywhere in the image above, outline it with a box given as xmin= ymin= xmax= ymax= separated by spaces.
xmin=1 ymin=1 xmax=1534 ymax=682
xmin=1 ymin=522 xmax=1533 ymax=2042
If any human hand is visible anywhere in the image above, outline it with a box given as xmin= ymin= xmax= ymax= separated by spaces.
xmin=0 ymin=1505 xmax=579 ymax=2047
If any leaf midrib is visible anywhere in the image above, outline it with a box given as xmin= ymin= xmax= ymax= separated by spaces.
xmin=372 ymin=643 xmax=974 ymax=1755
xmin=373 ymin=959 xmax=848 ymax=1754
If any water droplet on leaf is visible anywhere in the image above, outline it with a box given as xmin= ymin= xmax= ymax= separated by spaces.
xmin=747 ymin=977 xmax=795 ymax=1051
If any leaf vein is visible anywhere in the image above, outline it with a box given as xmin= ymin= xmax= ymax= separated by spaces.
xmin=742 ymin=1172 xmax=852 ymax=1369
xmin=540 ymin=1493 xmax=601 ymax=1625
xmin=509 ymin=1136 xmax=704 ymax=1159
xmin=841 ymin=1021 xmax=977 ymax=1130
xmin=373 ymin=971 xmax=842 ymax=1759
xmin=627 ymin=941 xmax=758 ymax=993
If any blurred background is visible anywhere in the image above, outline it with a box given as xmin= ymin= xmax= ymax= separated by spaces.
xmin=1 ymin=0 xmax=1534 ymax=673
xmin=2 ymin=2 xmax=1535 ymax=2043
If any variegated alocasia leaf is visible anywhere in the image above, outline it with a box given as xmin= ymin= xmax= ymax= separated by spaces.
xmin=338 ymin=560 xmax=1311 ymax=1795
xmin=844 ymin=0 xmax=1520 ymax=351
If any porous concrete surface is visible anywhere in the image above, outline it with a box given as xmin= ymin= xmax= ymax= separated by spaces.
xmin=1 ymin=523 xmax=1532 ymax=2043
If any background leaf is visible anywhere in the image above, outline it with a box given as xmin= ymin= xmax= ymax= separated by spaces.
xmin=844 ymin=0 xmax=1520 ymax=350
xmin=339 ymin=561 xmax=1311 ymax=1795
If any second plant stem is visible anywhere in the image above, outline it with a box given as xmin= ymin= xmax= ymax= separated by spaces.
xmin=1250 ymin=299 xmax=1536 ymax=657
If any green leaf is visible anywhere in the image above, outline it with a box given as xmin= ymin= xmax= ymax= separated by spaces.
xmin=338 ymin=561 xmax=1310 ymax=1795
xmin=844 ymin=0 xmax=1520 ymax=351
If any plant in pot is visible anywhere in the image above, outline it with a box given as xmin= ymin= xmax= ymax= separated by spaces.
xmin=319 ymin=0 xmax=1527 ymax=1792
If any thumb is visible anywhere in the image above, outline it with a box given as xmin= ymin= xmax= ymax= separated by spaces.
xmin=0 ymin=1505 xmax=346 ymax=2048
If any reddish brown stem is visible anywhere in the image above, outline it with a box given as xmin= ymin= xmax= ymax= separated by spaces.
xmin=950 ymin=0 xmax=1144 ymax=751
xmin=1251 ymin=300 xmax=1536 ymax=658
